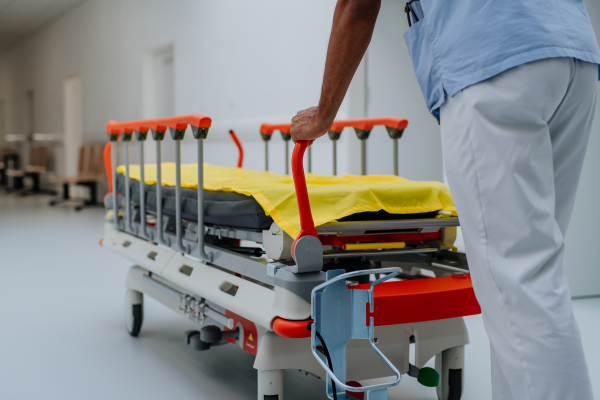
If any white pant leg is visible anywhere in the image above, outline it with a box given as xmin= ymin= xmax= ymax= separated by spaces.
xmin=440 ymin=58 xmax=595 ymax=400
xmin=548 ymin=59 xmax=598 ymax=236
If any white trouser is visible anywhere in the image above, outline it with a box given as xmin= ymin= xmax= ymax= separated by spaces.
xmin=440 ymin=58 xmax=597 ymax=400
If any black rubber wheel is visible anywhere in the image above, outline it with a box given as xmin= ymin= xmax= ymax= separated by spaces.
xmin=128 ymin=304 xmax=143 ymax=337
xmin=264 ymin=396 xmax=279 ymax=400
xmin=447 ymin=369 xmax=462 ymax=400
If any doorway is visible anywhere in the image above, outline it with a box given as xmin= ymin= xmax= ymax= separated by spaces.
xmin=64 ymin=76 xmax=82 ymax=180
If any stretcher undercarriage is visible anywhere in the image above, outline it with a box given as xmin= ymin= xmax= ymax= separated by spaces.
xmin=100 ymin=114 xmax=481 ymax=400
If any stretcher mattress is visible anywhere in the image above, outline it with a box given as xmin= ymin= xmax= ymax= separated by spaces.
xmin=117 ymin=163 xmax=457 ymax=237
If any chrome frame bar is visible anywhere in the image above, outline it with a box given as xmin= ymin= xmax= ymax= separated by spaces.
xmin=360 ymin=138 xmax=366 ymax=175
xmin=197 ymin=136 xmax=212 ymax=261
xmin=137 ymin=134 xmax=152 ymax=239
xmin=393 ymin=137 xmax=398 ymax=176
xmin=154 ymin=132 xmax=170 ymax=246
xmin=123 ymin=136 xmax=136 ymax=234
xmin=174 ymin=137 xmax=190 ymax=253
xmin=111 ymin=139 xmax=119 ymax=231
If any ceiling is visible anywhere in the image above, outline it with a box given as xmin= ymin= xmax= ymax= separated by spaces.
xmin=0 ymin=0 xmax=85 ymax=53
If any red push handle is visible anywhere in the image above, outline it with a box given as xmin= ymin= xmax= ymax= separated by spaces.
xmin=260 ymin=123 xmax=291 ymax=135
xmin=291 ymin=141 xmax=319 ymax=254
xmin=229 ymin=130 xmax=244 ymax=168
xmin=106 ymin=114 xmax=212 ymax=134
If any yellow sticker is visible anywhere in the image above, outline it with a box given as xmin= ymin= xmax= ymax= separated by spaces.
xmin=248 ymin=333 xmax=254 ymax=342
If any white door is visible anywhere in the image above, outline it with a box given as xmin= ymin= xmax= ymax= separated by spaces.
xmin=64 ymin=76 xmax=82 ymax=177
xmin=143 ymin=44 xmax=175 ymax=162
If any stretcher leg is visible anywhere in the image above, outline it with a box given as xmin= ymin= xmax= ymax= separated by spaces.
xmin=257 ymin=369 xmax=284 ymax=400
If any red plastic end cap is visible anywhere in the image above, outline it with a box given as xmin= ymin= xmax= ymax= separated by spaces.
xmin=272 ymin=318 xmax=312 ymax=338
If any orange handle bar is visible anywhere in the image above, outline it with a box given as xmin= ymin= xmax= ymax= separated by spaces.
xmin=229 ymin=130 xmax=244 ymax=168
xmin=259 ymin=116 xmax=408 ymax=136
xmin=106 ymin=114 xmax=212 ymax=135
xmin=259 ymin=123 xmax=291 ymax=135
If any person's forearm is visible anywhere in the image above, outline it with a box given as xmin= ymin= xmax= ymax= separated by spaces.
xmin=316 ymin=0 xmax=380 ymax=128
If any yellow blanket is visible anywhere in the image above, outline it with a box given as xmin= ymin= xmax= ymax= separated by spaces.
xmin=117 ymin=163 xmax=456 ymax=238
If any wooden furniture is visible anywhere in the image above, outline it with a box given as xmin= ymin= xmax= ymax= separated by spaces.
xmin=0 ymin=147 xmax=19 ymax=186
xmin=49 ymin=144 xmax=105 ymax=210
xmin=5 ymin=146 xmax=54 ymax=194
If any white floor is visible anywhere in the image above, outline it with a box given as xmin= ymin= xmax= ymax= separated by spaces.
xmin=0 ymin=192 xmax=598 ymax=400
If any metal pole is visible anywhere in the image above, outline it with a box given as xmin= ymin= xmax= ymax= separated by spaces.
xmin=156 ymin=139 xmax=169 ymax=245
xmin=124 ymin=140 xmax=133 ymax=233
xmin=112 ymin=141 xmax=119 ymax=231
xmin=139 ymin=140 xmax=151 ymax=239
xmin=285 ymin=141 xmax=289 ymax=175
xmin=197 ymin=137 xmax=211 ymax=262
xmin=175 ymin=140 xmax=188 ymax=253
xmin=393 ymin=137 xmax=398 ymax=176
xmin=308 ymin=146 xmax=312 ymax=174
xmin=361 ymin=139 xmax=366 ymax=175
xmin=333 ymin=140 xmax=337 ymax=176
xmin=265 ymin=141 xmax=269 ymax=171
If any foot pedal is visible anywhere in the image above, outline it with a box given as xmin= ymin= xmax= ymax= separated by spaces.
xmin=185 ymin=330 xmax=211 ymax=351
xmin=310 ymin=268 xmax=403 ymax=400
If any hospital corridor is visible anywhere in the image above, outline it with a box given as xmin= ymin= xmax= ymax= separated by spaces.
xmin=1 ymin=1 xmax=600 ymax=400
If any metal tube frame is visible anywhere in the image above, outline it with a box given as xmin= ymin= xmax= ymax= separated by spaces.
xmin=138 ymin=136 xmax=152 ymax=239
xmin=154 ymin=133 xmax=170 ymax=246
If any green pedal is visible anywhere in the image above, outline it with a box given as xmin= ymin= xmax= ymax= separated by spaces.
xmin=417 ymin=367 xmax=440 ymax=387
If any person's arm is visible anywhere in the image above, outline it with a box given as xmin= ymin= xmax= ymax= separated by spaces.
xmin=290 ymin=0 xmax=381 ymax=142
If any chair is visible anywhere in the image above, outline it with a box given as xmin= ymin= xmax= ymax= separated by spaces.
xmin=49 ymin=144 xmax=105 ymax=211
xmin=0 ymin=147 xmax=19 ymax=186
xmin=5 ymin=146 xmax=55 ymax=194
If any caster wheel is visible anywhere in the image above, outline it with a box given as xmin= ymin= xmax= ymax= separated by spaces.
xmin=49 ymin=201 xmax=56 ymax=206
xmin=125 ymin=290 xmax=143 ymax=337
xmin=257 ymin=370 xmax=283 ymax=400
xmin=75 ymin=206 xmax=83 ymax=212
xmin=435 ymin=346 xmax=464 ymax=400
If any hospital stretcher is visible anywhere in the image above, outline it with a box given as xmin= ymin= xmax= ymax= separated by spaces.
xmin=100 ymin=114 xmax=481 ymax=400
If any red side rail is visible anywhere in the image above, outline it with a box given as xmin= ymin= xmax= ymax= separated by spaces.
xmin=273 ymin=274 xmax=481 ymax=339
xmin=106 ymin=114 xmax=212 ymax=135
xmin=259 ymin=116 xmax=408 ymax=136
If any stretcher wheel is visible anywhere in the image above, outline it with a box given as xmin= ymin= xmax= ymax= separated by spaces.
xmin=125 ymin=290 xmax=144 ymax=337
xmin=257 ymin=370 xmax=283 ymax=400
xmin=435 ymin=345 xmax=464 ymax=400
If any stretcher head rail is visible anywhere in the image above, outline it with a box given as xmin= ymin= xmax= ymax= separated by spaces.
xmin=260 ymin=116 xmax=409 ymax=176
xmin=105 ymin=114 xmax=212 ymax=261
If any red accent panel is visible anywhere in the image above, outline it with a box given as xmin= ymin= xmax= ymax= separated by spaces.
xmin=272 ymin=275 xmax=481 ymax=338
xmin=291 ymin=140 xmax=319 ymax=258
xmin=106 ymin=114 xmax=211 ymax=134
xmin=99 ymin=238 xmax=104 ymax=247
xmin=229 ymin=130 xmax=244 ymax=168
xmin=363 ymin=274 xmax=481 ymax=326
xmin=272 ymin=318 xmax=311 ymax=338
xmin=225 ymin=310 xmax=258 ymax=356
xmin=260 ymin=123 xmax=291 ymax=135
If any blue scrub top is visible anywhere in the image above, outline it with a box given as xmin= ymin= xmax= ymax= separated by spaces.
xmin=403 ymin=0 xmax=600 ymax=122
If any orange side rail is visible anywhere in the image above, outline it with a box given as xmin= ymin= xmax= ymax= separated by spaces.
xmin=259 ymin=116 xmax=409 ymax=136
xmin=106 ymin=114 xmax=211 ymax=135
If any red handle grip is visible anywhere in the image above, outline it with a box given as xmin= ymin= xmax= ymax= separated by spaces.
xmin=291 ymin=140 xmax=318 ymax=242
xmin=329 ymin=116 xmax=408 ymax=132
xmin=260 ymin=123 xmax=291 ymax=135
xmin=229 ymin=130 xmax=244 ymax=168
xmin=106 ymin=114 xmax=212 ymax=134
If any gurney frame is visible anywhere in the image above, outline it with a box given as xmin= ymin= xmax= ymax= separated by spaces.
xmin=101 ymin=114 xmax=481 ymax=400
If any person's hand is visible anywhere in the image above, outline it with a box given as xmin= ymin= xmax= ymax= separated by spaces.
xmin=290 ymin=107 xmax=331 ymax=143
